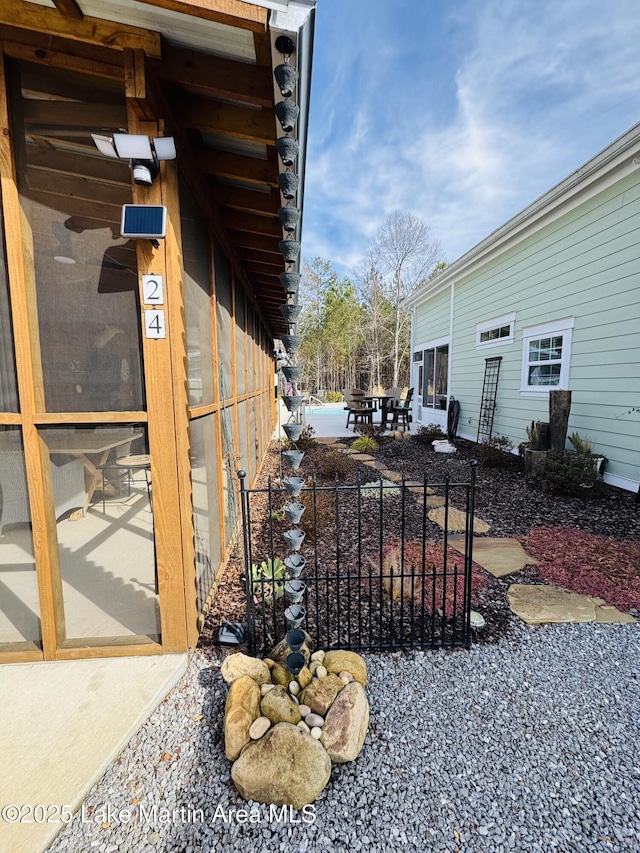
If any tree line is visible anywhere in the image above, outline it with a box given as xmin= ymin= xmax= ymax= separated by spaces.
xmin=292 ymin=212 xmax=445 ymax=396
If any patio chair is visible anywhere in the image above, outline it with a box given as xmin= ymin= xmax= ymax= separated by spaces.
xmin=390 ymin=387 xmax=414 ymax=431
xmin=345 ymin=388 xmax=375 ymax=430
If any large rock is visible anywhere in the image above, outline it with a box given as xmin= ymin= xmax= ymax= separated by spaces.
xmin=221 ymin=653 xmax=271 ymax=686
xmin=271 ymin=661 xmax=295 ymax=687
xmin=321 ymin=681 xmax=369 ymax=763
xmin=300 ymin=673 xmax=344 ymax=716
xmin=260 ymin=685 xmax=301 ymax=725
xmin=269 ymin=631 xmax=314 ymax=665
xmin=224 ymin=675 xmax=261 ymax=761
xmin=322 ymin=651 xmax=367 ymax=686
xmin=231 ymin=722 xmax=332 ymax=809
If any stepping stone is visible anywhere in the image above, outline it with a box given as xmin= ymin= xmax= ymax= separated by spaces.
xmin=370 ymin=460 xmax=389 ymax=471
xmin=448 ymin=537 xmax=538 ymax=578
xmin=332 ymin=443 xmax=347 ymax=449
xmin=350 ymin=453 xmax=376 ymax=462
xmin=316 ymin=437 xmax=339 ymax=445
xmin=404 ymin=481 xmax=435 ymax=495
xmin=414 ymin=494 xmax=446 ymax=508
xmin=594 ymin=606 xmax=637 ymax=624
xmin=379 ymin=469 xmax=403 ymax=483
xmin=428 ymin=506 xmax=490 ymax=534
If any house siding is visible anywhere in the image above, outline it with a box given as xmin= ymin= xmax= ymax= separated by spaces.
xmin=414 ymin=284 xmax=451 ymax=345
xmin=415 ymin=169 xmax=640 ymax=490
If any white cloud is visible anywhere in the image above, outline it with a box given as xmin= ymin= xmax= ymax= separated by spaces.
xmin=303 ymin=0 xmax=640 ymax=276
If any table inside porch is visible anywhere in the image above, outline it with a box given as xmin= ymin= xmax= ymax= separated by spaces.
xmin=47 ymin=430 xmax=144 ymax=512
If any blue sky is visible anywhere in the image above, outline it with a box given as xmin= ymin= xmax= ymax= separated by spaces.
xmin=302 ymin=0 xmax=640 ymax=277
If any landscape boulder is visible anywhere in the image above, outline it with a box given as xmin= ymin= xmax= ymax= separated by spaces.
xmin=231 ymin=722 xmax=332 ymax=809
xmin=224 ymin=675 xmax=261 ymax=760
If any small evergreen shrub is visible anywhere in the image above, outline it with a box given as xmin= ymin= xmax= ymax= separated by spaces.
xmin=360 ymin=479 xmax=400 ymax=498
xmin=540 ymin=452 xmax=600 ymax=496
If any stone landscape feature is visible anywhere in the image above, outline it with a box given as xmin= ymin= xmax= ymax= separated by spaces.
xmin=221 ymin=642 xmax=369 ymax=809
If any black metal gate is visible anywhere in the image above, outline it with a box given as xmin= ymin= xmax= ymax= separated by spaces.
xmin=238 ymin=464 xmax=477 ymax=656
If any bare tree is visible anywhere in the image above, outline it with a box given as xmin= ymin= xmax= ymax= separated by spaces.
xmin=370 ymin=212 xmax=442 ymax=386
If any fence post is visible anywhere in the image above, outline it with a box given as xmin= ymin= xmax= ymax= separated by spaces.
xmin=463 ymin=460 xmax=478 ymax=648
xmin=237 ymin=470 xmax=256 ymax=654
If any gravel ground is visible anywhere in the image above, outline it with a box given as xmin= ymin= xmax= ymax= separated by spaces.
xmin=48 ymin=621 xmax=640 ymax=853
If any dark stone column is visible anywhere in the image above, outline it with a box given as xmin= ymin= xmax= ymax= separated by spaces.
xmin=549 ymin=390 xmax=571 ymax=454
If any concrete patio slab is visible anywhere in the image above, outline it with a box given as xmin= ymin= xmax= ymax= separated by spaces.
xmin=0 ymin=654 xmax=187 ymax=853
xmin=448 ymin=536 xmax=539 ymax=577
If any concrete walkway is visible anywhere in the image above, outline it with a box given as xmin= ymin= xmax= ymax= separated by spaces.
xmin=0 ymin=654 xmax=187 ymax=853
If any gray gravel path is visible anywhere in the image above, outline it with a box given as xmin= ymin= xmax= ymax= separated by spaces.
xmin=48 ymin=621 xmax=640 ymax=853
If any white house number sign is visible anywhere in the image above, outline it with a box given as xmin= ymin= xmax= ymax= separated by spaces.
xmin=142 ymin=275 xmax=166 ymax=339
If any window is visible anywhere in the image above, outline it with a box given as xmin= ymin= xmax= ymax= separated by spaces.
xmin=417 ymin=340 xmax=449 ymax=410
xmin=476 ymin=312 xmax=516 ymax=349
xmin=521 ymin=318 xmax=574 ymax=396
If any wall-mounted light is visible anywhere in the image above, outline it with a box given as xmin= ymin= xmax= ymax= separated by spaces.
xmin=91 ymin=133 xmax=176 ymax=186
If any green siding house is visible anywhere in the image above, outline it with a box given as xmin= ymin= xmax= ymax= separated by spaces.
xmin=407 ymin=123 xmax=640 ymax=493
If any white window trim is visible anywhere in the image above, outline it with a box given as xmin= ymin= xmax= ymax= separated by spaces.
xmin=475 ymin=312 xmax=516 ymax=349
xmin=520 ymin=317 xmax=574 ymax=397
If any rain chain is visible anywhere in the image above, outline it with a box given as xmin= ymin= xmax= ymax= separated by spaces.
xmin=274 ymin=35 xmax=309 ymax=668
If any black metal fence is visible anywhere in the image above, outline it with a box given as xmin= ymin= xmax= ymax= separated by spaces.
xmin=238 ymin=463 xmax=477 ymax=656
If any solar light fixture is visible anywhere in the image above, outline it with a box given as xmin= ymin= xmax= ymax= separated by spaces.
xmin=91 ymin=133 xmax=176 ymax=186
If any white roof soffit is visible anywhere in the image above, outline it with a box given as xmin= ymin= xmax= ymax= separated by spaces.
xmin=24 ymin=0 xmax=257 ymax=58
xmin=406 ymin=120 xmax=640 ymax=309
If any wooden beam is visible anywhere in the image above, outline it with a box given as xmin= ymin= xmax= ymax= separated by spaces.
xmin=136 ymin=0 xmax=268 ymax=33
xmin=215 ymin=184 xmax=280 ymax=216
xmin=227 ymin=229 xmax=282 ymax=254
xmin=1 ymin=31 xmax=124 ymax=81
xmin=175 ymin=97 xmax=275 ymax=145
xmin=0 ymin=0 xmax=162 ymax=57
xmin=155 ymin=45 xmax=273 ymax=108
xmin=243 ymin=262 xmax=287 ymax=279
xmin=197 ymin=148 xmax=277 ymax=187
xmin=223 ymin=209 xmax=281 ymax=237
xmin=26 ymin=170 xmax=131 ymax=208
xmin=124 ymin=48 xmax=156 ymax=121
xmin=253 ymin=30 xmax=272 ymax=68
xmin=22 ymin=100 xmax=128 ymax=130
xmin=27 ymin=190 xmax=121 ymax=225
xmin=236 ymin=247 xmax=284 ymax=268
xmin=26 ymin=147 xmax=130 ymax=186
xmin=52 ymin=0 xmax=83 ymax=20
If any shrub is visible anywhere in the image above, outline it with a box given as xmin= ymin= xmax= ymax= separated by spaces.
xmin=324 ymin=390 xmax=343 ymax=403
xmin=360 ymin=479 xmax=400 ymax=498
xmin=296 ymin=489 xmax=336 ymax=541
xmin=284 ymin=423 xmax=318 ymax=452
xmin=539 ymin=452 xmax=600 ymax=496
xmin=478 ymin=435 xmax=514 ymax=468
xmin=415 ymin=424 xmax=447 ymax=445
xmin=315 ymin=448 xmax=354 ymax=482
xmin=355 ymin=423 xmax=386 ymax=440
xmin=519 ymin=526 xmax=640 ymax=611
xmin=352 ymin=435 xmax=378 ymax=453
